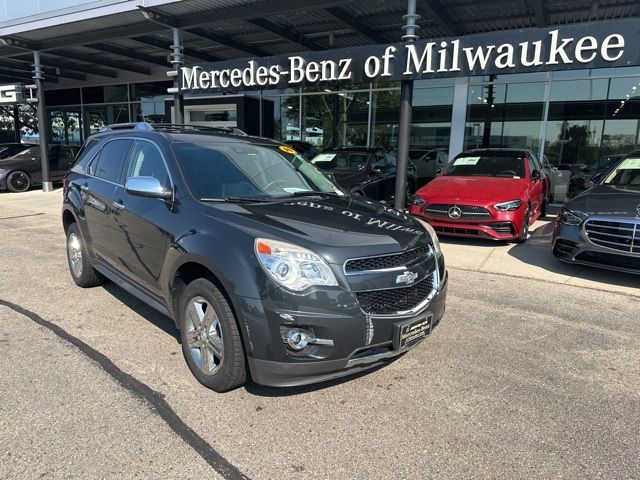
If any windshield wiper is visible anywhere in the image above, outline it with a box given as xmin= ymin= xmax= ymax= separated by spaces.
xmin=200 ymin=196 xmax=273 ymax=203
xmin=283 ymin=190 xmax=346 ymax=198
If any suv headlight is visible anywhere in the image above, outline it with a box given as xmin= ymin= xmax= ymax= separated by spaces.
xmin=558 ymin=208 xmax=585 ymax=226
xmin=493 ymin=200 xmax=522 ymax=212
xmin=415 ymin=218 xmax=441 ymax=255
xmin=409 ymin=195 xmax=426 ymax=206
xmin=255 ymin=238 xmax=338 ymax=292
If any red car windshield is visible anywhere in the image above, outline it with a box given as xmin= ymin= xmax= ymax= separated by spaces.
xmin=444 ymin=154 xmax=525 ymax=178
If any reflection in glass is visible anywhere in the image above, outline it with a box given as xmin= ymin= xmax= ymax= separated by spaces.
xmin=302 ymin=92 xmax=369 ymax=148
xmin=465 ymin=80 xmax=546 ymax=152
xmin=262 ymin=95 xmax=301 ymax=141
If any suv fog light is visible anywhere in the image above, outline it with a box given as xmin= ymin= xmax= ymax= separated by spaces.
xmin=280 ymin=326 xmax=335 ymax=351
xmin=285 ymin=328 xmax=311 ymax=350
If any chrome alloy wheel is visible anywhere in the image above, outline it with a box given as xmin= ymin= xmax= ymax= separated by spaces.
xmin=67 ymin=232 xmax=83 ymax=278
xmin=185 ymin=296 xmax=224 ymax=376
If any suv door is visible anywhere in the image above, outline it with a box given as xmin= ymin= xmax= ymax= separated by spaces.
xmin=111 ymin=139 xmax=172 ymax=296
xmin=81 ymin=138 xmax=133 ymax=265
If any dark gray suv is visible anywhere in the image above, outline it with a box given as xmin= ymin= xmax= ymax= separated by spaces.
xmin=62 ymin=123 xmax=447 ymax=391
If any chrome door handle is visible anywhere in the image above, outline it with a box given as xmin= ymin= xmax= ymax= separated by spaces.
xmin=112 ymin=201 xmax=125 ymax=211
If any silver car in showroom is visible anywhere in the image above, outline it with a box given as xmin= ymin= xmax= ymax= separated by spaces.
xmin=552 ymin=151 xmax=640 ymax=274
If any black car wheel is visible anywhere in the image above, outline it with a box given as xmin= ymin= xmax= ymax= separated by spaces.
xmin=517 ymin=206 xmax=531 ymax=243
xmin=66 ymin=223 xmax=104 ymax=288
xmin=179 ymin=278 xmax=246 ymax=392
xmin=6 ymin=171 xmax=31 ymax=192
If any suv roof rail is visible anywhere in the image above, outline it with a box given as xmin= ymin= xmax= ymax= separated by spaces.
xmin=97 ymin=122 xmax=249 ymax=136
xmin=99 ymin=122 xmax=154 ymax=132
xmin=150 ymin=123 xmax=248 ymax=136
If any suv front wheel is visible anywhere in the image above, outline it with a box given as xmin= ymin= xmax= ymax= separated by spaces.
xmin=179 ymin=278 xmax=246 ymax=392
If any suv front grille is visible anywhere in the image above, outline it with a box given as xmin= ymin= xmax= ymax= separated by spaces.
xmin=345 ymin=246 xmax=431 ymax=273
xmin=424 ymin=204 xmax=492 ymax=221
xmin=585 ymin=219 xmax=639 ymax=253
xmin=355 ymin=274 xmax=434 ymax=315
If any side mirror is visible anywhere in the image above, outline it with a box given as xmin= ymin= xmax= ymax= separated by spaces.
xmin=435 ymin=168 xmax=442 ymax=176
xmin=125 ymin=176 xmax=172 ymax=200
xmin=531 ymin=170 xmax=541 ymax=181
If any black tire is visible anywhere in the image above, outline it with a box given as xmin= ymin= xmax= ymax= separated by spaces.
xmin=6 ymin=171 xmax=31 ymax=192
xmin=66 ymin=223 xmax=104 ymax=288
xmin=516 ymin=206 xmax=531 ymax=243
xmin=179 ymin=278 xmax=246 ymax=392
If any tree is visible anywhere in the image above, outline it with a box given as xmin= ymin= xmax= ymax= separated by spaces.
xmin=0 ymin=104 xmax=40 ymax=142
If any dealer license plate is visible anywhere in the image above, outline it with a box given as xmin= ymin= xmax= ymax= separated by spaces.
xmin=394 ymin=313 xmax=433 ymax=349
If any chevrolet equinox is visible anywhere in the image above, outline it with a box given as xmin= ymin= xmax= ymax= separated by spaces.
xmin=62 ymin=123 xmax=447 ymax=391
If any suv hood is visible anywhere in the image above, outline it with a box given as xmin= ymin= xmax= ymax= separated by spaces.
xmin=566 ymin=185 xmax=640 ymax=218
xmin=205 ymin=195 xmax=430 ymax=264
xmin=418 ymin=176 xmax=526 ymax=203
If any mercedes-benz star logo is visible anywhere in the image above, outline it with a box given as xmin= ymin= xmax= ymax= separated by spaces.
xmin=448 ymin=206 xmax=462 ymax=219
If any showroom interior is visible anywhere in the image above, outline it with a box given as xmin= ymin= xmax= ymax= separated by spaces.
xmin=1 ymin=0 xmax=640 ymax=195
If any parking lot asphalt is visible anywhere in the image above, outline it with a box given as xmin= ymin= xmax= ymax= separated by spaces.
xmin=1 ymin=190 xmax=639 ymax=479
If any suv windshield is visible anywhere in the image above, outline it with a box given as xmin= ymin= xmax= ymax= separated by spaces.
xmin=172 ymin=142 xmax=343 ymax=200
xmin=444 ymin=153 xmax=525 ymax=178
xmin=311 ymin=151 xmax=370 ymax=172
xmin=603 ymin=157 xmax=640 ymax=186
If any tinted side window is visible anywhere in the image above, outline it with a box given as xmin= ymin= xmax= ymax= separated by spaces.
xmin=125 ymin=141 xmax=170 ymax=188
xmin=371 ymin=153 xmax=386 ymax=169
xmin=527 ymin=157 xmax=536 ymax=176
xmin=73 ymin=139 xmax=101 ymax=169
xmin=385 ymin=152 xmax=397 ymax=167
xmin=91 ymin=139 xmax=132 ymax=183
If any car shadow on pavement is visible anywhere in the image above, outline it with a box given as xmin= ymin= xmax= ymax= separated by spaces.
xmin=102 ymin=282 xmax=180 ymax=342
xmin=508 ymin=222 xmax=640 ymax=289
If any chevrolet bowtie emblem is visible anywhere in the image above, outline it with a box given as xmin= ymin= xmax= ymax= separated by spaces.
xmin=396 ymin=271 xmax=419 ymax=285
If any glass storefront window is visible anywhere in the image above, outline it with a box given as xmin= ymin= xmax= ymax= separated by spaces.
xmin=82 ymin=104 xmax=129 ymax=137
xmin=104 ymin=85 xmax=128 ymax=103
xmin=262 ymin=95 xmax=300 ymax=141
xmin=131 ymin=100 xmax=170 ymax=124
xmin=131 ymin=81 xmax=173 ymax=101
xmin=48 ymin=108 xmax=83 ymax=145
xmin=302 ymin=91 xmax=369 ymax=148
xmin=465 ymin=81 xmax=546 ymax=152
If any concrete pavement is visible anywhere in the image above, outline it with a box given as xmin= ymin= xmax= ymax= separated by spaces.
xmin=1 ymin=189 xmax=639 ymax=479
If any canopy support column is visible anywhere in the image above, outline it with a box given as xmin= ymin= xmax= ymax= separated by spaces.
xmin=33 ymin=50 xmax=52 ymax=192
xmin=393 ymin=0 xmax=419 ymax=210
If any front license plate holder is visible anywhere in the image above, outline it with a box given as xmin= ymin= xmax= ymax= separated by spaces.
xmin=393 ymin=313 xmax=433 ymax=350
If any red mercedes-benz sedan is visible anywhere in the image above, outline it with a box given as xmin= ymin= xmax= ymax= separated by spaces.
xmin=409 ymin=149 xmax=548 ymax=242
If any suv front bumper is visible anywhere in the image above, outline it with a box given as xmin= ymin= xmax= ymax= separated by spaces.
xmin=239 ymin=272 xmax=448 ymax=387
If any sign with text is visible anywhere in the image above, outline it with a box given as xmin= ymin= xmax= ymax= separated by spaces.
xmin=0 ymin=84 xmax=24 ymax=104
xmin=179 ymin=19 xmax=640 ymax=94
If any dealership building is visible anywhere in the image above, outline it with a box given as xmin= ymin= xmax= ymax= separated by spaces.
xmin=1 ymin=0 xmax=640 ymax=181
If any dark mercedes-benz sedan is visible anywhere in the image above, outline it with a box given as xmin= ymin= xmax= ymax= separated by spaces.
xmin=552 ymin=151 xmax=640 ymax=274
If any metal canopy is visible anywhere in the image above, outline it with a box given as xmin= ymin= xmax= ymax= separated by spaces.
xmin=0 ymin=0 xmax=638 ymax=87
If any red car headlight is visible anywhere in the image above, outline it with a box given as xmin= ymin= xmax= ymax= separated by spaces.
xmin=493 ymin=200 xmax=522 ymax=212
